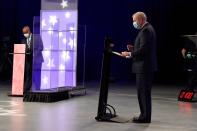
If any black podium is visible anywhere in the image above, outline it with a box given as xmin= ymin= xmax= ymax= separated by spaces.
xmin=95 ymin=38 xmax=130 ymax=123
xmin=95 ymin=37 xmax=116 ymax=121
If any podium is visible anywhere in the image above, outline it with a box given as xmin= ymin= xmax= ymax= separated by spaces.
xmin=10 ymin=44 xmax=26 ymax=96
xmin=95 ymin=38 xmax=115 ymax=121
xmin=95 ymin=38 xmax=130 ymax=123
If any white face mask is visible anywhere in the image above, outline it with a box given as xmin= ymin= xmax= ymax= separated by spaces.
xmin=133 ymin=21 xmax=141 ymax=29
xmin=24 ymin=33 xmax=30 ymax=38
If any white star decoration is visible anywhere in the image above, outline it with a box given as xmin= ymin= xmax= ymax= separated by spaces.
xmin=73 ymin=39 xmax=77 ymax=48
xmin=43 ymin=51 xmax=50 ymax=58
xmin=48 ymin=26 xmax=53 ymax=34
xmin=42 ymin=19 xmax=47 ymax=29
xmin=68 ymin=38 xmax=74 ymax=49
xmin=49 ymin=16 xmax=58 ymax=26
xmin=69 ymin=27 xmax=75 ymax=34
xmin=42 ymin=76 xmax=48 ymax=85
xmin=59 ymin=32 xmax=63 ymax=38
xmin=61 ymin=0 xmax=68 ymax=9
xmin=47 ymin=59 xmax=55 ymax=68
xmin=63 ymin=38 xmax=67 ymax=44
xmin=62 ymin=51 xmax=70 ymax=62
xmin=59 ymin=64 xmax=65 ymax=70
xmin=65 ymin=12 xmax=71 ymax=18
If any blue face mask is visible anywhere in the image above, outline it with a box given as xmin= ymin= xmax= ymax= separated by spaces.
xmin=133 ymin=21 xmax=141 ymax=29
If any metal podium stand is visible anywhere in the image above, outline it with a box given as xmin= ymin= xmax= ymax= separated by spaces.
xmin=95 ymin=38 xmax=130 ymax=123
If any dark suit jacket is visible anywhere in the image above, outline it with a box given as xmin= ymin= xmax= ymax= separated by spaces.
xmin=132 ymin=23 xmax=157 ymax=74
xmin=21 ymin=34 xmax=33 ymax=54
xmin=21 ymin=34 xmax=44 ymax=64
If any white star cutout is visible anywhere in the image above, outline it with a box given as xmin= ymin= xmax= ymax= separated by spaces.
xmin=48 ymin=26 xmax=53 ymax=34
xmin=42 ymin=76 xmax=48 ymax=85
xmin=65 ymin=12 xmax=71 ymax=18
xmin=61 ymin=0 xmax=68 ymax=9
xmin=43 ymin=51 xmax=50 ymax=58
xmin=68 ymin=38 xmax=74 ymax=49
xmin=62 ymin=51 xmax=70 ymax=62
xmin=59 ymin=64 xmax=65 ymax=70
xmin=63 ymin=38 xmax=67 ymax=44
xmin=42 ymin=19 xmax=47 ymax=29
xmin=69 ymin=27 xmax=75 ymax=34
xmin=49 ymin=16 xmax=58 ymax=26
xmin=46 ymin=59 xmax=55 ymax=68
xmin=59 ymin=32 xmax=63 ymax=38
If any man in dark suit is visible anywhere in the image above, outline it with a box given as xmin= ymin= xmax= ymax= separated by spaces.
xmin=21 ymin=26 xmax=33 ymax=94
xmin=22 ymin=26 xmax=44 ymax=93
xmin=122 ymin=12 xmax=157 ymax=123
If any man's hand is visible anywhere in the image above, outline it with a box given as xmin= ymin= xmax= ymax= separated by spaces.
xmin=121 ymin=51 xmax=132 ymax=58
xmin=127 ymin=44 xmax=134 ymax=52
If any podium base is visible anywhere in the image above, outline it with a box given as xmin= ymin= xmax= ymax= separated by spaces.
xmin=95 ymin=114 xmax=130 ymax=123
xmin=8 ymin=93 xmax=23 ymax=97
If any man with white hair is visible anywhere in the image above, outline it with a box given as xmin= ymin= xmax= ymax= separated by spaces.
xmin=122 ymin=12 xmax=157 ymax=123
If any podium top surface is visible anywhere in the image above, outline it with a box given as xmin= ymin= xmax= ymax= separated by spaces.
xmin=14 ymin=44 xmax=26 ymax=53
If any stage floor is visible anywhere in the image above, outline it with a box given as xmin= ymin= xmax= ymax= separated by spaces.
xmin=0 ymin=82 xmax=197 ymax=131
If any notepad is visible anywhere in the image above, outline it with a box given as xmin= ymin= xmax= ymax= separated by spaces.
xmin=112 ymin=51 xmax=123 ymax=57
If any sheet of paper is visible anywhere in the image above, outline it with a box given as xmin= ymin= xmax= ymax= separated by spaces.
xmin=112 ymin=51 xmax=123 ymax=57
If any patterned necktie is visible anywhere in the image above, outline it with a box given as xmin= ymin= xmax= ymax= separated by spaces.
xmin=27 ymin=37 xmax=31 ymax=49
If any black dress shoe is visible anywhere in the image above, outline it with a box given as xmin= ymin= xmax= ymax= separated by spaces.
xmin=132 ymin=117 xmax=151 ymax=123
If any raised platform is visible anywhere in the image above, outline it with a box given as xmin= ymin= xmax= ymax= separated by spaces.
xmin=23 ymin=89 xmax=69 ymax=102
xmin=23 ymin=87 xmax=86 ymax=103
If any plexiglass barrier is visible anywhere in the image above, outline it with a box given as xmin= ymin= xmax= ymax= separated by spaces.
xmin=31 ymin=0 xmax=82 ymax=92
xmin=32 ymin=14 xmax=85 ymax=92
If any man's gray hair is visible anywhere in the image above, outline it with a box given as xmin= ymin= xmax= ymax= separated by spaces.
xmin=132 ymin=12 xmax=147 ymax=21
